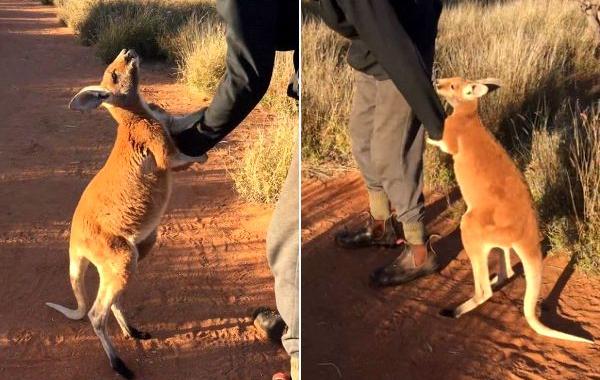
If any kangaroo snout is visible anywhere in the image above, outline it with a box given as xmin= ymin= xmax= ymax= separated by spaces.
xmin=122 ymin=49 xmax=137 ymax=62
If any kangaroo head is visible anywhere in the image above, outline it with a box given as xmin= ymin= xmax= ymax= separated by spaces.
xmin=434 ymin=77 xmax=501 ymax=108
xmin=69 ymin=49 xmax=142 ymax=112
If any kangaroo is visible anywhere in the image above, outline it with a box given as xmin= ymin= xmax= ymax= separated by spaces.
xmin=428 ymin=77 xmax=593 ymax=344
xmin=45 ymin=49 xmax=207 ymax=378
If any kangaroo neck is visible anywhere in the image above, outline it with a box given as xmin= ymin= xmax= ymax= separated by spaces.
xmin=450 ymin=100 xmax=479 ymax=118
xmin=104 ymin=97 xmax=153 ymax=125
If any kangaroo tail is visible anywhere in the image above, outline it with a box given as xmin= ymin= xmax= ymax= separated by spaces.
xmin=518 ymin=244 xmax=594 ymax=343
xmin=46 ymin=254 xmax=89 ymax=320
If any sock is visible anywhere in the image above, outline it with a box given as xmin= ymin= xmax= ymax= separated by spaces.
xmin=403 ymin=222 xmax=426 ymax=245
xmin=368 ymin=190 xmax=391 ymax=220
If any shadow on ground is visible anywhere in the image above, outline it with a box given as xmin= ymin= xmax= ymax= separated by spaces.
xmin=301 ymin=173 xmax=600 ymax=380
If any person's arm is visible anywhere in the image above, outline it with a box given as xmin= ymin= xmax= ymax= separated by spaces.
xmin=312 ymin=0 xmax=357 ymax=39
xmin=173 ymin=0 xmax=278 ymax=157
xmin=340 ymin=0 xmax=445 ymax=140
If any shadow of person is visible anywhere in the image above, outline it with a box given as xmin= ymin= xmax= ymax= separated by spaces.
xmin=539 ymin=254 xmax=595 ymax=341
xmin=424 ymin=187 xmax=462 ymax=225
xmin=432 ymin=226 xmax=463 ymax=271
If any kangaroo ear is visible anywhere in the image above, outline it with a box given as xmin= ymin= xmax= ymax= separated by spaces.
xmin=463 ymin=83 xmax=489 ymax=99
xmin=476 ymin=78 xmax=502 ymax=93
xmin=69 ymin=85 xmax=112 ymax=111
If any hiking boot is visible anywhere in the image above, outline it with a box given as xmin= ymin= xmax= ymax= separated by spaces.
xmin=335 ymin=215 xmax=403 ymax=249
xmin=370 ymin=234 xmax=441 ymax=286
xmin=252 ymin=307 xmax=286 ymax=342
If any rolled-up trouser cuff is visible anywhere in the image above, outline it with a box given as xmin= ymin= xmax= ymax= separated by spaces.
xmin=368 ymin=189 xmax=391 ymax=221
xmin=402 ymin=222 xmax=426 ymax=245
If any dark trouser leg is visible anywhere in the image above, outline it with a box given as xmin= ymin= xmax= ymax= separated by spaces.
xmin=371 ymin=78 xmax=426 ymax=245
xmin=266 ymin=144 xmax=299 ymax=358
xmin=348 ymin=70 xmax=391 ymax=221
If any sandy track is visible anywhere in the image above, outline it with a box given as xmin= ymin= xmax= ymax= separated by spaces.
xmin=0 ymin=1 xmax=286 ymax=379
xmin=302 ymin=172 xmax=600 ymax=380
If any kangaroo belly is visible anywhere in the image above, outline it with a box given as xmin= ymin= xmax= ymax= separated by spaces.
xmin=72 ymin=151 xmax=172 ymax=244
xmin=454 ymin=151 xmax=537 ymax=245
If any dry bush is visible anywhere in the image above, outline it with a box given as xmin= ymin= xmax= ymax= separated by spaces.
xmin=570 ymin=103 xmax=600 ymax=272
xmin=173 ymin=15 xmax=295 ymax=106
xmin=53 ymin=0 xmax=215 ymax=61
xmin=301 ymin=19 xmax=353 ymax=165
xmin=95 ymin=12 xmax=168 ymax=62
xmin=261 ymin=53 xmax=297 ymax=117
xmin=424 ymin=145 xmax=455 ymax=193
xmin=435 ymin=0 xmax=597 ymax=142
xmin=230 ymin=114 xmax=297 ymax=204
xmin=171 ymin=14 xmax=227 ymax=97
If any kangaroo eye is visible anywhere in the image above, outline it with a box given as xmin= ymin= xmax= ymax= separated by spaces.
xmin=111 ymin=70 xmax=118 ymax=84
xmin=450 ymin=84 xmax=455 ymax=90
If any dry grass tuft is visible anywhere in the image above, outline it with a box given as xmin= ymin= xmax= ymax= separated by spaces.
xmin=230 ymin=115 xmax=297 ymax=204
xmin=54 ymin=0 xmax=215 ymax=62
xmin=570 ymin=103 xmax=600 ymax=273
xmin=171 ymin=14 xmax=227 ymax=97
xmin=301 ymin=19 xmax=353 ymax=164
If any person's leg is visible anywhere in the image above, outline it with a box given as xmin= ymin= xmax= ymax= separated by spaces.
xmin=335 ymin=70 xmax=402 ymax=248
xmin=371 ymin=79 xmax=427 ymax=245
xmin=266 ymin=144 xmax=299 ymax=376
xmin=348 ymin=70 xmax=391 ymax=221
xmin=369 ymin=79 xmax=441 ymax=287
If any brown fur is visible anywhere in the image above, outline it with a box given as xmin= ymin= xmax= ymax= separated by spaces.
xmin=430 ymin=77 xmax=593 ymax=343
xmin=45 ymin=49 xmax=207 ymax=378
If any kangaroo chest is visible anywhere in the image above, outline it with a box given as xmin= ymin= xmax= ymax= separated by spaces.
xmin=80 ymin=122 xmax=173 ymax=243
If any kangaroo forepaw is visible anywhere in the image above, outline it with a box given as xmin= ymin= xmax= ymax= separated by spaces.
xmin=128 ymin=326 xmax=152 ymax=340
xmin=111 ymin=356 xmax=135 ymax=379
xmin=439 ymin=308 xmax=458 ymax=319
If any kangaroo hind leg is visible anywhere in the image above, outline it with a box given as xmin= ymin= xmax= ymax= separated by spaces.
xmin=441 ymin=216 xmax=493 ymax=318
xmin=112 ymin=297 xmax=151 ymax=340
xmin=89 ymin=237 xmax=138 ymax=379
xmin=491 ymin=248 xmax=515 ymax=287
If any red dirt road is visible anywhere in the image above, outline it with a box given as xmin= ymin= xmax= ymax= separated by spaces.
xmin=302 ymin=173 xmax=600 ymax=380
xmin=0 ymin=1 xmax=286 ymax=379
